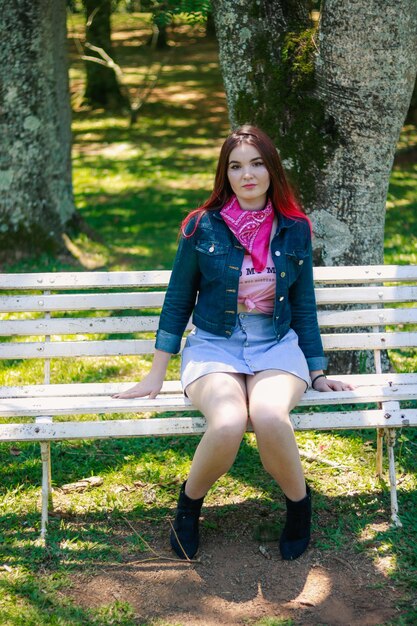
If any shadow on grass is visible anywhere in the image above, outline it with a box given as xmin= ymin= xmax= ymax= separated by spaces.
xmin=1 ymin=419 xmax=416 ymax=622
xmin=1 ymin=483 xmax=416 ymax=624
xmin=0 ymin=567 xmax=136 ymax=626
xmin=2 ymin=424 xmax=417 ymax=500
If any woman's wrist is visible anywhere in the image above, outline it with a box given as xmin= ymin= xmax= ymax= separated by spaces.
xmin=311 ymin=372 xmax=327 ymax=389
xmin=150 ymin=349 xmax=172 ymax=377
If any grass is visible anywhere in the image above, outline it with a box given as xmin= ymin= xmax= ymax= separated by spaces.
xmin=0 ymin=11 xmax=417 ymax=626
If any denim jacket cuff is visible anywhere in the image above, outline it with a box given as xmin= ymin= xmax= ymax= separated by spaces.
xmin=307 ymin=355 xmax=329 ymax=371
xmin=155 ymin=329 xmax=181 ymax=354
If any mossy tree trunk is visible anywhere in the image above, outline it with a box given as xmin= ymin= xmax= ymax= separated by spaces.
xmin=212 ymin=0 xmax=417 ymax=372
xmin=0 ymin=0 xmax=75 ymax=253
xmin=83 ymin=0 xmax=127 ymax=109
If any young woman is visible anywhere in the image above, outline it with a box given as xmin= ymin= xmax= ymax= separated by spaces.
xmin=114 ymin=125 xmax=353 ymax=561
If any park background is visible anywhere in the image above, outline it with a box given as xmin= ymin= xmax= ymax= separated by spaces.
xmin=0 ymin=4 xmax=417 ymax=626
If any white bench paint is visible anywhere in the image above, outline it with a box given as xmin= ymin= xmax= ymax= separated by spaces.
xmin=1 ymin=265 xmax=416 ymax=539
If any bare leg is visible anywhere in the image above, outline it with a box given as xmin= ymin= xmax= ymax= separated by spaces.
xmin=247 ymin=370 xmax=307 ymax=501
xmin=184 ymin=372 xmax=248 ymax=499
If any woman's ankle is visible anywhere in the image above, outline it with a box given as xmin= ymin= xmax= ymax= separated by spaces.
xmin=183 ymin=479 xmax=207 ymax=501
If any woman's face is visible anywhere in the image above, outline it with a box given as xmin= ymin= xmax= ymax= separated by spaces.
xmin=227 ymin=142 xmax=271 ymax=210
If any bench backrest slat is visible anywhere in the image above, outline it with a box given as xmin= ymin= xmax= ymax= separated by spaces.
xmin=0 ymin=292 xmax=166 ymax=313
xmin=1 ymin=332 xmax=416 ymax=360
xmin=0 ymin=339 xmax=157 ymax=360
xmin=313 ymin=264 xmax=417 ymax=283
xmin=0 ymin=285 xmax=416 ymax=315
xmin=1 ymin=308 xmax=416 ymax=338
xmin=322 ymin=331 xmax=417 ymax=351
xmin=0 ymin=267 xmax=415 ymax=375
xmin=1 ymin=265 xmax=417 ymax=290
xmin=315 ymin=285 xmax=417 ymax=305
xmin=0 ymin=271 xmax=172 ymax=290
xmin=317 ymin=308 xmax=417 ymax=327
xmin=0 ymin=316 xmax=163 ymax=337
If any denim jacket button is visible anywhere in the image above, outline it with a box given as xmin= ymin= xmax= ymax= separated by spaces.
xmin=274 ymin=250 xmax=281 ymax=257
xmin=298 ymin=259 xmax=304 ymax=265
xmin=280 ymin=272 xmax=286 ymax=278
xmin=279 ymin=296 xmax=284 ymax=301
xmin=209 ymin=245 xmax=215 ymax=253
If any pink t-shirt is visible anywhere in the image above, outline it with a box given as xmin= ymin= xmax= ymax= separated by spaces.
xmin=238 ymin=246 xmax=276 ymax=314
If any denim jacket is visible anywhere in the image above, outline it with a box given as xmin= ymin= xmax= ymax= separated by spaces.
xmin=155 ymin=209 xmax=328 ymax=371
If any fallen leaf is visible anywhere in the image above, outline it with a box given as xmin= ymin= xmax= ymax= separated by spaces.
xmin=61 ymin=476 xmax=104 ymax=492
xmin=259 ymin=545 xmax=272 ymax=559
xmin=1 ymin=564 xmax=12 ymax=572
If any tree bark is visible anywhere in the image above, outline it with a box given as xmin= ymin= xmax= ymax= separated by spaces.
xmin=0 ymin=0 xmax=75 ymax=252
xmin=83 ymin=0 xmax=127 ymax=109
xmin=213 ymin=0 xmax=417 ymax=265
xmin=212 ymin=0 xmax=334 ymax=225
xmin=313 ymin=1 xmax=417 ymax=266
xmin=212 ymin=0 xmax=417 ymax=372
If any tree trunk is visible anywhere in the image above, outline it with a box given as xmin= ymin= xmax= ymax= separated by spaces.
xmin=83 ymin=0 xmax=127 ymax=109
xmin=0 ymin=0 xmax=75 ymax=253
xmin=205 ymin=11 xmax=216 ymax=38
xmin=154 ymin=21 xmax=169 ymax=49
xmin=312 ymin=1 xmax=417 ymax=267
xmin=212 ymin=0 xmax=335 ymax=231
xmin=212 ymin=0 xmax=417 ymax=372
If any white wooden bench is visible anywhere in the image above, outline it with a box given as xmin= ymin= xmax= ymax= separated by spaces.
xmin=0 ymin=265 xmax=416 ymax=540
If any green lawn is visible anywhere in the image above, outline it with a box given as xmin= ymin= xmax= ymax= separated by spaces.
xmin=0 ymin=13 xmax=416 ymax=626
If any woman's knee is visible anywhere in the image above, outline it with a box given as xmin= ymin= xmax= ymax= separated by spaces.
xmin=249 ymin=405 xmax=292 ymax=431
xmin=206 ymin=408 xmax=248 ymax=443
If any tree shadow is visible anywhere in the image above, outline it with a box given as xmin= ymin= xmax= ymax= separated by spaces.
xmin=1 ymin=395 xmax=416 ymax=623
xmin=1 ymin=486 xmax=412 ymax=625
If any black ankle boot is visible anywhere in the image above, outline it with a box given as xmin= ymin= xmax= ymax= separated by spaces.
xmin=170 ymin=481 xmax=205 ymax=560
xmin=279 ymin=485 xmax=312 ymax=561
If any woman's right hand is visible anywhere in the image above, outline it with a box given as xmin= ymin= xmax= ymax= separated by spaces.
xmin=112 ymin=372 xmax=164 ymax=399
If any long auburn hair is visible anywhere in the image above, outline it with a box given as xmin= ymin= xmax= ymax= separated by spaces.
xmin=181 ymin=124 xmax=311 ymax=236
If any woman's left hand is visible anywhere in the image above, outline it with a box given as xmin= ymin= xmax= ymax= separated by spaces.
xmin=313 ymin=377 xmax=355 ymax=392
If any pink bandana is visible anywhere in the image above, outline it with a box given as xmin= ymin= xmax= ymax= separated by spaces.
xmin=220 ymin=195 xmax=274 ymax=272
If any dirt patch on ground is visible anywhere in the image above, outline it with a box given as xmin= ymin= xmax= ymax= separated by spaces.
xmin=67 ymin=508 xmax=401 ymax=625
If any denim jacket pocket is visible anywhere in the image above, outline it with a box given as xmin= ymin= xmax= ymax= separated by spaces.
xmin=285 ymin=248 xmax=309 ymax=285
xmin=195 ymin=240 xmax=229 ymax=282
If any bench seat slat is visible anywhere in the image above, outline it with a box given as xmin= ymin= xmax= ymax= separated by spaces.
xmin=1 ymin=373 xmax=417 ymax=398
xmin=0 ymin=383 xmax=416 ymax=416
xmin=0 ymin=409 xmax=415 ymax=442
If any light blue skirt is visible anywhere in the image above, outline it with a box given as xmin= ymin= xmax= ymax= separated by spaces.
xmin=181 ymin=312 xmax=310 ymax=393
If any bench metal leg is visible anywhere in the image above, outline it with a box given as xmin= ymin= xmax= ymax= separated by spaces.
xmin=37 ymin=415 xmax=54 ymax=541
xmin=40 ymin=441 xmax=53 ymax=540
xmin=385 ymin=428 xmax=402 ymax=528
xmin=376 ymin=427 xmax=384 ymax=478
